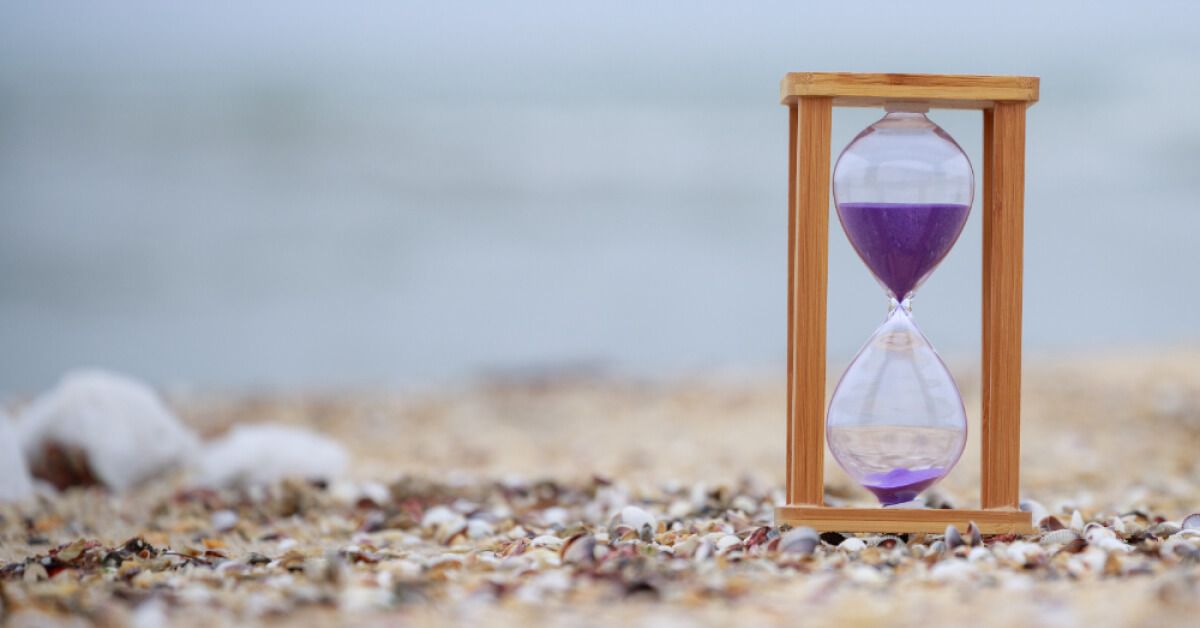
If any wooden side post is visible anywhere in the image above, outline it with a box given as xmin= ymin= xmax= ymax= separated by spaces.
xmin=787 ymin=96 xmax=832 ymax=506
xmin=785 ymin=104 xmax=797 ymax=500
xmin=980 ymin=102 xmax=1027 ymax=510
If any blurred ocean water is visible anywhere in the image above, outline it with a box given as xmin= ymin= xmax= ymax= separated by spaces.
xmin=1 ymin=2 xmax=1198 ymax=390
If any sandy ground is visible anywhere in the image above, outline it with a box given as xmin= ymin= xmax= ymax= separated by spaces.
xmin=2 ymin=351 xmax=1199 ymax=626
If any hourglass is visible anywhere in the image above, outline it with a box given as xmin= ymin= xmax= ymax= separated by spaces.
xmin=774 ymin=73 xmax=1039 ymax=534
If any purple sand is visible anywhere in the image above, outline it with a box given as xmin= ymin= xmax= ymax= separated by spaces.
xmin=836 ymin=202 xmax=970 ymax=299
xmin=862 ymin=467 xmax=946 ymax=506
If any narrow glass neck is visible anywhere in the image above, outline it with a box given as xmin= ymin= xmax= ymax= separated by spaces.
xmin=888 ymin=297 xmax=913 ymax=314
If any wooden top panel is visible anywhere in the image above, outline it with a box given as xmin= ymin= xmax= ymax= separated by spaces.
xmin=781 ymin=72 xmax=1039 ymax=109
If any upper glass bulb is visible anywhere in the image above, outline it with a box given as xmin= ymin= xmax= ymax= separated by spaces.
xmin=832 ymin=107 xmax=974 ymax=301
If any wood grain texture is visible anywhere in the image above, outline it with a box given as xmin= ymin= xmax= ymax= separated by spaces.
xmin=981 ymin=102 xmax=1027 ymax=510
xmin=780 ymin=72 xmax=1039 ymax=109
xmin=775 ymin=506 xmax=1035 ymax=534
xmin=785 ymin=104 xmax=797 ymax=501
xmin=787 ymin=97 xmax=832 ymax=506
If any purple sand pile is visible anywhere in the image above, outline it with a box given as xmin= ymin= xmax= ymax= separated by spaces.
xmin=837 ymin=202 xmax=970 ymax=299
xmin=862 ymin=466 xmax=946 ymax=505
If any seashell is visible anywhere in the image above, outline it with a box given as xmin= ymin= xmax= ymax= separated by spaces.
xmin=927 ymin=540 xmax=945 ymax=555
xmin=693 ymin=538 xmax=715 ymax=561
xmin=1039 ymin=529 xmax=1080 ymax=546
xmin=716 ymin=535 xmax=741 ymax=552
xmin=420 ymin=505 xmax=457 ymax=528
xmin=667 ymin=500 xmax=693 ymax=519
xmin=1151 ymin=522 xmax=1181 ymax=537
xmin=560 ymin=533 xmax=596 ymax=566
xmin=671 ymin=535 xmax=697 ymax=556
xmin=838 ymin=537 xmax=866 ymax=553
xmin=466 ymin=519 xmax=494 ymax=539
xmin=1062 ymin=538 xmax=1088 ymax=554
xmin=928 ymin=558 xmax=972 ymax=583
xmin=874 ymin=535 xmax=906 ymax=550
xmin=966 ymin=522 xmax=983 ymax=547
xmin=1182 ymin=513 xmax=1200 ymax=530
xmin=1070 ymin=510 xmax=1085 ymax=532
xmin=742 ymin=526 xmax=770 ymax=549
xmin=619 ymin=506 xmax=657 ymax=535
xmin=966 ymin=546 xmax=991 ymax=563
xmin=731 ymin=495 xmax=758 ymax=515
xmin=944 ymin=525 xmax=964 ymax=550
xmin=1004 ymin=541 xmax=1044 ymax=567
xmin=778 ymin=527 xmax=819 ymax=556
xmin=531 ymin=535 xmax=563 ymax=550
xmin=211 ymin=510 xmax=238 ymax=533
xmin=20 ymin=370 xmax=200 ymax=491
xmin=1095 ymin=537 xmax=1133 ymax=553
xmin=1160 ymin=536 xmax=1200 ymax=560
xmin=1039 ymin=516 xmax=1065 ymax=531
xmin=1019 ymin=499 xmax=1049 ymax=525
xmin=847 ymin=564 xmax=886 ymax=585
xmin=1110 ymin=516 xmax=1127 ymax=535
xmin=1084 ymin=523 xmax=1116 ymax=543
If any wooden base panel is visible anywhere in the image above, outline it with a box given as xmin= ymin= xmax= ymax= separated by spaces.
xmin=775 ymin=506 xmax=1034 ymax=535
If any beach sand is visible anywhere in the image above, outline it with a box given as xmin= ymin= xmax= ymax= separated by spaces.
xmin=2 ymin=351 xmax=1199 ymax=626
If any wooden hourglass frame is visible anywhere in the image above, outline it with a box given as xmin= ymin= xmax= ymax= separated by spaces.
xmin=776 ymin=73 xmax=1039 ymax=534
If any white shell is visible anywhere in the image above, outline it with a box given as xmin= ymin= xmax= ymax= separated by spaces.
xmin=944 ymin=524 xmax=965 ymax=549
xmin=194 ymin=423 xmax=347 ymax=488
xmin=619 ymin=506 xmax=657 ymax=532
xmin=19 ymin=370 xmax=198 ymax=491
xmin=1039 ymin=529 xmax=1080 ymax=546
xmin=779 ymin=527 xmax=819 ymax=555
xmin=838 ymin=537 xmax=867 ymax=552
xmin=1019 ymin=499 xmax=1049 ymax=526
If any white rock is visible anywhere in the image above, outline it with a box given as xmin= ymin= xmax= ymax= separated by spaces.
xmin=194 ymin=424 xmax=347 ymax=488
xmin=620 ymin=505 xmax=657 ymax=532
xmin=0 ymin=412 xmax=33 ymax=502
xmin=18 ymin=370 xmax=198 ymax=490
